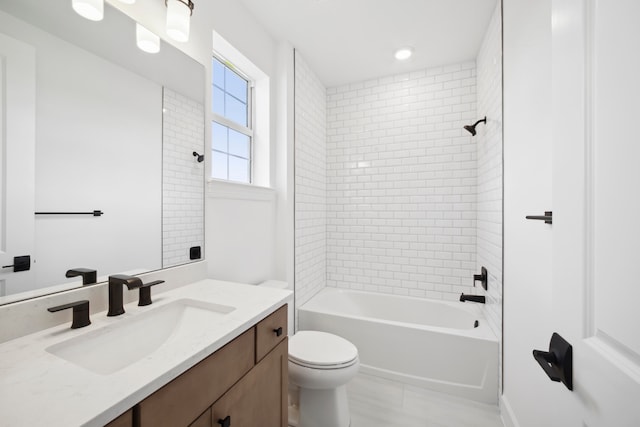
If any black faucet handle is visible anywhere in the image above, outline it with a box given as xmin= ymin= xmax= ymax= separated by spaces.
xmin=138 ymin=280 xmax=165 ymax=306
xmin=473 ymin=266 xmax=488 ymax=290
xmin=66 ymin=268 xmax=97 ymax=286
xmin=48 ymin=300 xmax=91 ymax=329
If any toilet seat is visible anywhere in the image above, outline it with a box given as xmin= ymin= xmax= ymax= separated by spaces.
xmin=289 ymin=331 xmax=358 ymax=370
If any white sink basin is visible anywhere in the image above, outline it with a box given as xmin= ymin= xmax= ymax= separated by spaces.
xmin=46 ymin=299 xmax=235 ymax=375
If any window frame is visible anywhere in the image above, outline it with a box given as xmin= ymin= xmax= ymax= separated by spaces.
xmin=211 ymin=54 xmax=254 ymax=183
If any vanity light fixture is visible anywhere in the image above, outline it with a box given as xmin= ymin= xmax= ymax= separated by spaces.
xmin=136 ymin=23 xmax=160 ymax=54
xmin=71 ymin=0 xmax=104 ymax=21
xmin=394 ymin=47 xmax=413 ymax=61
xmin=165 ymin=0 xmax=195 ymax=43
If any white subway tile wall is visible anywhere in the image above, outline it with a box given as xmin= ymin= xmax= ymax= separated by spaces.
xmin=162 ymin=88 xmax=205 ymax=267
xmin=325 ymin=62 xmax=478 ymax=300
xmin=476 ymin=0 xmax=503 ymax=366
xmin=294 ymin=53 xmax=327 ymax=311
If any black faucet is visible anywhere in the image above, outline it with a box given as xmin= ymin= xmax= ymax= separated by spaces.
xmin=460 ymin=293 xmax=485 ymax=304
xmin=66 ymin=268 xmax=97 ymax=286
xmin=107 ymin=275 xmax=143 ymax=316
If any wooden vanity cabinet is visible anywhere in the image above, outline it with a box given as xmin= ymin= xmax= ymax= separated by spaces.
xmin=106 ymin=304 xmax=288 ymax=427
xmin=210 ymin=339 xmax=288 ymax=427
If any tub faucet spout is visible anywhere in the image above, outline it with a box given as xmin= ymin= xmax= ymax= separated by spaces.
xmin=459 ymin=293 xmax=485 ymax=304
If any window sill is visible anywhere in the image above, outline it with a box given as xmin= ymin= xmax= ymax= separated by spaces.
xmin=206 ymin=179 xmax=276 ymax=201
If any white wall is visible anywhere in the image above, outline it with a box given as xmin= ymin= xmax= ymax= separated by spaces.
xmin=476 ymin=1 xmax=503 ymax=344
xmin=502 ymin=0 xmax=554 ymax=425
xmin=294 ymin=52 xmax=327 ymax=310
xmin=325 ymin=63 xmax=478 ymax=301
xmin=205 ymin=183 xmax=277 ymax=284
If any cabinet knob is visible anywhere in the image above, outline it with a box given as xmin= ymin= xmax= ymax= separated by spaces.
xmin=273 ymin=326 xmax=283 ymax=337
xmin=218 ymin=415 xmax=231 ymax=427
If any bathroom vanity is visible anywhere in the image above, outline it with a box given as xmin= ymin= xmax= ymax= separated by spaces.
xmin=113 ymin=305 xmax=288 ymax=427
xmin=0 ymin=280 xmax=291 ymax=426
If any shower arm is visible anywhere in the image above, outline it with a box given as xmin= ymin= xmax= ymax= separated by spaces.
xmin=472 ymin=117 xmax=487 ymax=127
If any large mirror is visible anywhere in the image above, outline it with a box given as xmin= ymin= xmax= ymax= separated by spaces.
xmin=0 ymin=0 xmax=205 ymax=305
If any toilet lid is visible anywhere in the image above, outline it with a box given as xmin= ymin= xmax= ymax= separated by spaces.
xmin=289 ymin=331 xmax=358 ymax=368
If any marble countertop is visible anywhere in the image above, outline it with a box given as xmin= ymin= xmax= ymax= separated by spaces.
xmin=0 ymin=279 xmax=292 ymax=427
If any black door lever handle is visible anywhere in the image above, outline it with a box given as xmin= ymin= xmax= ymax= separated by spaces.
xmin=526 ymin=211 xmax=553 ymax=224
xmin=533 ymin=349 xmax=562 ymax=382
xmin=2 ymin=255 xmax=31 ymax=272
xmin=532 ymin=332 xmax=573 ymax=390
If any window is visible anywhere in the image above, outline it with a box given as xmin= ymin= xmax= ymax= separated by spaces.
xmin=211 ymin=57 xmax=252 ymax=183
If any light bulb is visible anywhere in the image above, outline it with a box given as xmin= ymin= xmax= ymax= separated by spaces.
xmin=394 ymin=47 xmax=413 ymax=61
xmin=72 ymin=0 xmax=104 ymax=21
xmin=136 ymin=24 xmax=160 ymax=54
xmin=166 ymin=0 xmax=193 ymax=43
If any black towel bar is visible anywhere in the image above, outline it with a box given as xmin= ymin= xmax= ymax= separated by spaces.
xmin=35 ymin=210 xmax=103 ymax=216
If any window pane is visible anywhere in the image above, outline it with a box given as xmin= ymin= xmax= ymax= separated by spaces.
xmin=228 ymin=156 xmax=249 ymax=183
xmin=213 ymin=86 xmax=225 ymax=117
xmin=228 ymin=128 xmax=249 ymax=158
xmin=212 ymin=122 xmax=228 ymax=152
xmin=225 ymin=68 xmax=247 ymax=103
xmin=225 ymin=94 xmax=247 ymax=126
xmin=212 ymin=151 xmax=228 ymax=180
xmin=213 ymin=58 xmax=225 ymax=89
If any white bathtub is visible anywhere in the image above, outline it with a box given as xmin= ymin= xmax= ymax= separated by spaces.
xmin=298 ymin=288 xmax=499 ymax=404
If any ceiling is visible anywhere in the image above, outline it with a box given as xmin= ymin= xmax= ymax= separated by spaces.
xmin=239 ymin=0 xmax=498 ymax=87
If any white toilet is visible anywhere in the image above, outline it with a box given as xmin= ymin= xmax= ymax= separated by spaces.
xmin=257 ymin=281 xmax=360 ymax=427
xmin=289 ymin=330 xmax=359 ymax=427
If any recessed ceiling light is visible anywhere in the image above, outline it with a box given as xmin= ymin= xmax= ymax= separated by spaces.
xmin=394 ymin=47 xmax=413 ymax=61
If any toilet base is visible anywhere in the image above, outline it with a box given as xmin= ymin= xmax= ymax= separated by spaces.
xmin=297 ymin=384 xmax=350 ymax=427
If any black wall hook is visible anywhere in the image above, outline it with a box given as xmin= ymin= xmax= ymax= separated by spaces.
xmin=193 ymin=151 xmax=204 ymax=162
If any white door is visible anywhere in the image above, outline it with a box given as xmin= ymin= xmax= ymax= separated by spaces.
xmin=545 ymin=0 xmax=640 ymax=425
xmin=0 ymin=33 xmax=35 ymax=298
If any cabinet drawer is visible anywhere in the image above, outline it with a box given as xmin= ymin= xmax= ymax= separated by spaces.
xmin=137 ymin=328 xmax=255 ymax=427
xmin=255 ymin=304 xmax=288 ymax=363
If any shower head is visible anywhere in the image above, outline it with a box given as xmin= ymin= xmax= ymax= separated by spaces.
xmin=192 ymin=151 xmax=204 ymax=163
xmin=463 ymin=117 xmax=487 ymax=136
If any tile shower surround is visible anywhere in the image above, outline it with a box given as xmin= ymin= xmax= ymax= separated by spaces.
xmin=325 ymin=62 xmax=478 ymax=301
xmin=294 ymin=53 xmax=328 ymax=311
xmin=475 ymin=1 xmax=503 ymax=341
xmin=162 ymin=88 xmax=205 ymax=268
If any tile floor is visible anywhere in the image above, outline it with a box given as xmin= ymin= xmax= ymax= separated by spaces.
xmin=347 ymin=373 xmax=504 ymax=427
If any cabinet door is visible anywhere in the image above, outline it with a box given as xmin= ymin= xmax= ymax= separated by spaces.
xmin=138 ymin=329 xmax=255 ymax=427
xmin=212 ymin=339 xmax=288 ymax=427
